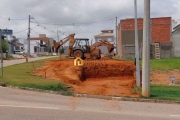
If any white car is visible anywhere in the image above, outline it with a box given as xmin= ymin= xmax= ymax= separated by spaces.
xmin=14 ymin=50 xmax=25 ymax=55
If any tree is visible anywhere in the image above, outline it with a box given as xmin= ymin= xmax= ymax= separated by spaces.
xmin=59 ymin=46 xmax=64 ymax=54
xmin=0 ymin=40 xmax=8 ymax=52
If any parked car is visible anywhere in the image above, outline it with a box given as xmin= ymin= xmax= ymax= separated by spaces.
xmin=14 ymin=50 xmax=25 ymax=55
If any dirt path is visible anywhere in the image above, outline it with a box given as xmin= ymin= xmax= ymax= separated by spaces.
xmin=150 ymin=69 xmax=180 ymax=85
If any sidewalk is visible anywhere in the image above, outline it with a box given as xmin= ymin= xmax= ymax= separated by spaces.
xmin=1 ymin=56 xmax=57 ymax=67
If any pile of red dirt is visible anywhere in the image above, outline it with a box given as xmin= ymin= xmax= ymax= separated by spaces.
xmin=33 ymin=59 xmax=139 ymax=97
xmin=83 ymin=59 xmax=135 ymax=78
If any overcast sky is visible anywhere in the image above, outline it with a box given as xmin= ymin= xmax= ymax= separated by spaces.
xmin=0 ymin=0 xmax=180 ymax=42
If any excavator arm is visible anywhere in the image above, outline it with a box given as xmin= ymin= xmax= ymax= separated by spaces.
xmin=90 ymin=40 xmax=115 ymax=53
xmin=54 ymin=33 xmax=75 ymax=55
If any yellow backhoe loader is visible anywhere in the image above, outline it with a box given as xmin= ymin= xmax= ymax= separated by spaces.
xmin=54 ymin=33 xmax=115 ymax=60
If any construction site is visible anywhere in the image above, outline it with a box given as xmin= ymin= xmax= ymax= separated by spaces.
xmin=32 ymin=33 xmax=140 ymax=97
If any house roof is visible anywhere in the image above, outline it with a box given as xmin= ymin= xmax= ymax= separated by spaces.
xmin=173 ymin=24 xmax=180 ymax=30
xmin=12 ymin=42 xmax=23 ymax=47
xmin=101 ymin=30 xmax=113 ymax=33
xmin=30 ymin=37 xmax=49 ymax=44
xmin=172 ymin=24 xmax=180 ymax=33
xmin=94 ymin=33 xmax=114 ymax=38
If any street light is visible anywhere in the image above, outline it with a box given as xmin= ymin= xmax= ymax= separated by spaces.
xmin=134 ymin=0 xmax=141 ymax=87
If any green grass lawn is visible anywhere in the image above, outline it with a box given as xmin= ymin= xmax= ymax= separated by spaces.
xmin=150 ymin=58 xmax=180 ymax=70
xmin=148 ymin=58 xmax=180 ymax=101
xmin=0 ymin=57 xmax=72 ymax=95
xmin=150 ymin=84 xmax=180 ymax=101
xmin=0 ymin=57 xmax=180 ymax=100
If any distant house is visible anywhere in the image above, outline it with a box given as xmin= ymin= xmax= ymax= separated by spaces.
xmin=1 ymin=29 xmax=24 ymax=54
xmin=94 ymin=30 xmax=115 ymax=55
xmin=11 ymin=37 xmax=24 ymax=53
xmin=29 ymin=34 xmax=55 ymax=55
xmin=117 ymin=17 xmax=173 ymax=59
xmin=172 ymin=24 xmax=180 ymax=57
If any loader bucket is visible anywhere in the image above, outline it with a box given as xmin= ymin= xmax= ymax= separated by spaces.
xmin=107 ymin=44 xmax=115 ymax=53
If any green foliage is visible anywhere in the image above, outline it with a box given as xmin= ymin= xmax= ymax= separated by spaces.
xmin=59 ymin=47 xmax=65 ymax=54
xmin=112 ymin=55 xmax=121 ymax=60
xmin=0 ymin=40 xmax=8 ymax=52
xmin=150 ymin=58 xmax=180 ymax=70
xmin=0 ymin=57 xmax=72 ymax=95
xmin=149 ymin=85 xmax=180 ymax=101
xmin=131 ymin=86 xmax=141 ymax=94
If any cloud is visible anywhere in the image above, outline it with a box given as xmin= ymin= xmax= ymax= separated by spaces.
xmin=0 ymin=0 xmax=179 ymax=41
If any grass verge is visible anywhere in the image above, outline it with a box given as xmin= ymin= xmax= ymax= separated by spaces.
xmin=149 ymin=84 xmax=180 ymax=101
xmin=0 ymin=57 xmax=72 ymax=96
xmin=150 ymin=58 xmax=180 ymax=70
xmin=131 ymin=84 xmax=180 ymax=101
xmin=136 ymin=84 xmax=180 ymax=101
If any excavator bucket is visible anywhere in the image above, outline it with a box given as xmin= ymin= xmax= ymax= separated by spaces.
xmin=107 ymin=44 xmax=115 ymax=53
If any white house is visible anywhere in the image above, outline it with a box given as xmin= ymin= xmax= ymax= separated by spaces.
xmin=94 ymin=30 xmax=115 ymax=55
xmin=172 ymin=24 xmax=180 ymax=57
xmin=29 ymin=34 xmax=55 ymax=55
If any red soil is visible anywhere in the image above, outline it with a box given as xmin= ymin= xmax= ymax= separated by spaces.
xmin=150 ymin=70 xmax=180 ymax=85
xmin=33 ymin=59 xmax=140 ymax=97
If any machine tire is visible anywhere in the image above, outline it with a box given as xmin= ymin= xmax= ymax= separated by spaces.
xmin=97 ymin=55 xmax=101 ymax=59
xmin=73 ymin=50 xmax=84 ymax=59
xmin=91 ymin=55 xmax=98 ymax=60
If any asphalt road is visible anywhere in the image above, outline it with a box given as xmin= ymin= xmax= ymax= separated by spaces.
xmin=0 ymin=87 xmax=180 ymax=120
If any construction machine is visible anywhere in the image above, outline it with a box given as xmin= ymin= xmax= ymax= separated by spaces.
xmin=54 ymin=33 xmax=115 ymax=59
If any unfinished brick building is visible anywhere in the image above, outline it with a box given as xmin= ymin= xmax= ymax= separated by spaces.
xmin=117 ymin=17 xmax=172 ymax=59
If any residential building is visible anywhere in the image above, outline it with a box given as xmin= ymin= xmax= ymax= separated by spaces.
xmin=172 ymin=24 xmax=180 ymax=57
xmin=29 ymin=34 xmax=55 ymax=55
xmin=94 ymin=30 xmax=115 ymax=55
xmin=1 ymin=29 xmax=24 ymax=54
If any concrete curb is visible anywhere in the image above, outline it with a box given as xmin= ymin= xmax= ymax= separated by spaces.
xmin=7 ymin=85 xmax=63 ymax=95
xmin=73 ymin=94 xmax=180 ymax=104
xmin=5 ymin=85 xmax=180 ymax=105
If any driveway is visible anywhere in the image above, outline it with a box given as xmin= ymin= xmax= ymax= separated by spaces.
xmin=2 ymin=56 xmax=57 ymax=67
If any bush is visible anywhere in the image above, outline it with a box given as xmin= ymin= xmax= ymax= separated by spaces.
xmin=0 ymin=40 xmax=8 ymax=52
xmin=113 ymin=55 xmax=121 ymax=60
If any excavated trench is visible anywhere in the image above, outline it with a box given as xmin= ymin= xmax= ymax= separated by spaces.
xmin=33 ymin=59 xmax=139 ymax=97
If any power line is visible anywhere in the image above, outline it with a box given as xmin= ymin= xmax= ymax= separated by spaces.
xmin=0 ymin=17 xmax=28 ymax=21
xmin=32 ymin=18 xmax=69 ymax=36
xmin=14 ymin=29 xmax=28 ymax=33
xmin=29 ymin=16 xmax=116 ymax=39
xmin=31 ymin=28 xmax=40 ymax=35
xmin=31 ymin=18 xmax=115 ymax=26
xmin=8 ymin=18 xmax=28 ymax=21
xmin=2 ymin=16 xmax=115 ymax=39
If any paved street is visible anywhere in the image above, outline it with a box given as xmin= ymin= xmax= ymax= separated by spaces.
xmin=2 ymin=56 xmax=57 ymax=67
xmin=0 ymin=87 xmax=180 ymax=120
xmin=0 ymin=56 xmax=180 ymax=120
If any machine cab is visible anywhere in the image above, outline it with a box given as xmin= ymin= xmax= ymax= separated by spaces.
xmin=74 ymin=38 xmax=90 ymax=53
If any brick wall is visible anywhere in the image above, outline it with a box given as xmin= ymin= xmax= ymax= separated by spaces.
xmin=117 ymin=17 xmax=171 ymax=57
xmin=121 ymin=18 xmax=143 ymax=31
xmin=151 ymin=17 xmax=171 ymax=43
xmin=119 ymin=17 xmax=171 ymax=42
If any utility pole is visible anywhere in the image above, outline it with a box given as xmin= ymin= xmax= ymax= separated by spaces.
xmin=57 ymin=30 xmax=60 ymax=42
xmin=134 ymin=0 xmax=141 ymax=86
xmin=115 ymin=16 xmax=118 ymax=55
xmin=28 ymin=15 xmax=31 ymax=57
xmin=142 ymin=0 xmax=150 ymax=97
